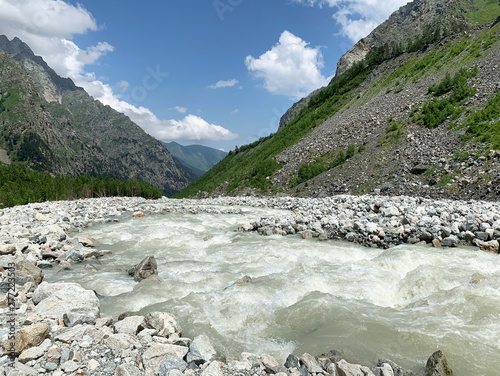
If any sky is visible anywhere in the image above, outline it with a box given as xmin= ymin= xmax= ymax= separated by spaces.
xmin=0 ymin=0 xmax=411 ymax=151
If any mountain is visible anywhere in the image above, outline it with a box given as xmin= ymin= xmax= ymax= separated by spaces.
xmin=0 ymin=36 xmax=195 ymax=195
xmin=163 ymin=141 xmax=227 ymax=177
xmin=177 ymin=0 xmax=500 ymax=201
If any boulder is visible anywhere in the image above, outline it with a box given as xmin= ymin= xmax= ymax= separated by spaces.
xmin=128 ymin=255 xmax=158 ymax=282
xmin=376 ymin=358 xmax=414 ymax=376
xmin=187 ymin=335 xmax=217 ymax=365
xmin=18 ymin=345 xmax=46 ymax=363
xmin=441 ymin=236 xmax=459 ymax=247
xmin=300 ymin=353 xmax=323 ymax=373
xmin=158 ymin=358 xmax=187 ymax=376
xmin=32 ymin=282 xmax=100 ymax=323
xmin=425 ymin=350 xmax=453 ymax=376
xmin=475 ymin=239 xmax=499 ymax=254
xmin=77 ymin=236 xmax=99 ymax=247
xmin=14 ymin=259 xmax=44 ymax=284
xmin=201 ymin=361 xmax=224 ymax=376
xmin=373 ymin=363 xmax=394 ymax=376
xmin=143 ymin=343 xmax=189 ymax=376
xmin=2 ymin=323 xmax=50 ymax=354
xmin=114 ymin=315 xmax=146 ymax=335
xmin=0 ymin=244 xmax=16 ymax=255
xmin=116 ymin=364 xmax=143 ymax=376
xmin=336 ymin=359 xmax=375 ymax=376
xmin=145 ymin=311 xmax=182 ymax=337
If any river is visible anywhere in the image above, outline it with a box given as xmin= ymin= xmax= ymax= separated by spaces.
xmin=45 ymin=205 xmax=500 ymax=375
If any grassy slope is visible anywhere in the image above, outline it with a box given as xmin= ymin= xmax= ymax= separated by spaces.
xmin=177 ymin=1 xmax=500 ymax=198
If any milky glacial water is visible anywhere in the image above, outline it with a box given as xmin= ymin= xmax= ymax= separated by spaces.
xmin=46 ymin=206 xmax=500 ymax=375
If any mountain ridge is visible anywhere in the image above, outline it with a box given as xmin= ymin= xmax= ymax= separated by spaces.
xmin=163 ymin=141 xmax=227 ymax=178
xmin=0 ymin=36 xmax=195 ymax=195
xmin=177 ymin=0 xmax=500 ymax=201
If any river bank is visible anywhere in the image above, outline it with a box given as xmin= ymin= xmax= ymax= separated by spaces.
xmin=0 ymin=195 xmax=499 ymax=375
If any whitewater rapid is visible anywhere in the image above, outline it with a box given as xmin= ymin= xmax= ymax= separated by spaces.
xmin=45 ymin=206 xmax=500 ymax=375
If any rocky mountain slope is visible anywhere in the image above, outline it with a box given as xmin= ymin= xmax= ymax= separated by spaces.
xmin=163 ymin=141 xmax=227 ymax=177
xmin=0 ymin=36 xmax=194 ymax=195
xmin=177 ymin=0 xmax=500 ymax=201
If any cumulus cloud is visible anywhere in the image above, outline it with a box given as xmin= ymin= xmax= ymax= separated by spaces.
xmin=207 ymin=79 xmax=239 ymax=89
xmin=245 ymin=30 xmax=331 ymax=99
xmin=292 ymin=0 xmax=410 ymax=42
xmin=0 ymin=0 xmax=237 ymax=143
xmin=174 ymin=106 xmax=188 ymax=113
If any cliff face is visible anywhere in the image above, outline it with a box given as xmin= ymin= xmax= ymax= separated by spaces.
xmin=178 ymin=0 xmax=500 ymax=201
xmin=335 ymin=0 xmax=460 ymax=76
xmin=0 ymin=36 xmax=195 ymax=195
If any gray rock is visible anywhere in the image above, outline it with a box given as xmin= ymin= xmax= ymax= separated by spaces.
xmin=145 ymin=311 xmax=182 ymax=337
xmin=78 ymin=235 xmax=99 ymax=247
xmin=142 ymin=343 xmax=189 ymax=376
xmin=128 ymin=255 xmax=158 ymax=282
xmin=17 ymin=345 xmax=45 ymax=363
xmin=44 ymin=362 xmax=58 ymax=372
xmin=474 ymin=231 xmax=490 ymax=241
xmin=187 ymin=335 xmax=217 ymax=364
xmin=284 ymin=354 xmax=300 ymax=369
xmin=65 ymin=248 xmax=84 ymax=263
xmin=114 ymin=315 xmax=146 ymax=335
xmin=425 ymin=350 xmax=453 ymax=376
xmin=300 ymin=353 xmax=323 ymax=373
xmin=158 ymin=358 xmax=188 ymax=376
xmin=441 ymin=235 xmax=459 ymax=247
xmin=0 ymin=244 xmax=16 ymax=255
xmin=115 ymin=364 xmax=142 ymax=376
xmin=201 ymin=361 xmax=223 ymax=376
xmin=2 ymin=323 xmax=50 ymax=354
xmin=373 ymin=363 xmax=394 ymax=376
xmin=61 ymin=360 xmax=80 ymax=373
xmin=32 ymin=282 xmax=100 ymax=322
xmin=336 ymin=359 xmax=375 ymax=376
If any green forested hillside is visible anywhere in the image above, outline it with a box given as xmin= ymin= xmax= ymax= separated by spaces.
xmin=0 ymin=163 xmax=162 ymax=209
xmin=176 ymin=0 xmax=500 ymax=200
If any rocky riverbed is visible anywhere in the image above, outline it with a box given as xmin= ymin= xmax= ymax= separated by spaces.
xmin=1 ymin=195 xmax=499 ymax=376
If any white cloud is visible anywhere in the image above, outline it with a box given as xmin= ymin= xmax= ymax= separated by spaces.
xmin=231 ymin=109 xmax=239 ymax=114
xmin=245 ymin=30 xmax=331 ymax=99
xmin=207 ymin=79 xmax=239 ymax=89
xmin=291 ymin=0 xmax=410 ymax=42
xmin=174 ymin=106 xmax=188 ymax=114
xmin=0 ymin=0 xmax=237 ymax=143
xmin=116 ymin=80 xmax=130 ymax=93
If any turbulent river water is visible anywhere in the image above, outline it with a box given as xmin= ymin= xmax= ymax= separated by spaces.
xmin=45 ymin=206 xmax=500 ymax=375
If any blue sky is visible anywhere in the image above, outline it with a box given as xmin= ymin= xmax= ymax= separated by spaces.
xmin=0 ymin=0 xmax=410 ymax=151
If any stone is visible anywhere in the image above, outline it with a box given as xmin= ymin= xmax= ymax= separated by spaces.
xmin=88 ymin=359 xmax=100 ymax=371
xmin=77 ymin=236 xmax=99 ymax=247
xmin=441 ymin=235 xmax=459 ymax=247
xmin=2 ymin=323 xmax=50 ymax=354
xmin=46 ymin=345 xmax=62 ymax=363
xmin=17 ymin=345 xmax=45 ymax=363
xmin=143 ymin=343 xmax=189 ymax=376
xmin=115 ymin=364 xmax=142 ymax=376
xmin=425 ymin=350 xmax=453 ymax=376
xmin=381 ymin=206 xmax=400 ymax=217
xmin=114 ymin=315 xmax=146 ymax=335
xmin=44 ymin=362 xmax=58 ymax=371
xmin=187 ymin=334 xmax=217 ymax=365
xmin=475 ymin=239 xmax=499 ymax=254
xmin=32 ymin=282 xmax=100 ymax=322
xmin=432 ymin=239 xmax=442 ymax=248
xmin=145 ymin=311 xmax=182 ymax=337
xmin=128 ymin=255 xmax=158 ymax=282
xmin=336 ymin=359 xmax=375 ymax=376
xmin=16 ymin=259 xmax=44 ymax=284
xmin=300 ymin=353 xmax=323 ymax=373
xmin=261 ymin=354 xmax=280 ymax=374
xmin=373 ymin=363 xmax=394 ymax=376
xmin=0 ymin=244 xmax=16 ymax=255
xmin=302 ymin=230 xmax=313 ymax=240
xmin=474 ymin=232 xmax=490 ymax=241
xmin=104 ymin=333 xmax=137 ymax=352
xmin=201 ymin=361 xmax=223 ymax=376
xmin=158 ymin=358 xmax=188 ymax=376
xmin=61 ymin=360 xmax=80 ymax=373
xmin=65 ymin=248 xmax=84 ymax=263
xmin=284 ymin=354 xmax=300 ymax=369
